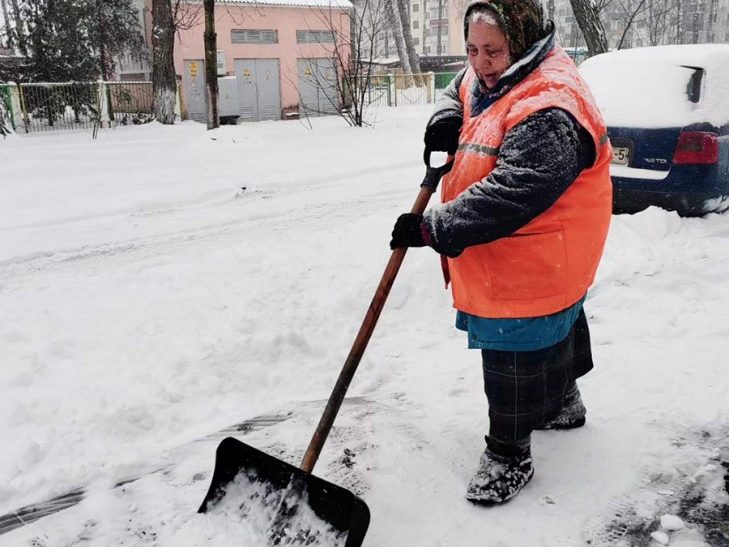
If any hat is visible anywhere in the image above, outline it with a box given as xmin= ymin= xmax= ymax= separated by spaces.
xmin=464 ymin=0 xmax=546 ymax=60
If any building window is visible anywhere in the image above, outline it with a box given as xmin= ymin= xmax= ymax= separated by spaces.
xmin=414 ymin=37 xmax=419 ymax=45
xmin=413 ymin=20 xmax=419 ymax=29
xmin=296 ymin=30 xmax=335 ymax=44
xmin=231 ymin=29 xmax=278 ymax=44
xmin=413 ymin=3 xmax=419 ymax=11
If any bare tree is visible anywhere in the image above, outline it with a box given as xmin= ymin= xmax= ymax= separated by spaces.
xmin=299 ymin=0 xmax=389 ymax=126
xmin=203 ymin=0 xmax=218 ymax=129
xmin=688 ymin=0 xmax=701 ymax=43
xmin=604 ymin=0 xmax=679 ymax=48
xmin=152 ymin=0 xmax=176 ymax=123
xmin=385 ymin=0 xmax=413 ymax=84
xmin=568 ymin=0 xmax=608 ymax=55
xmin=395 ymin=0 xmax=422 ymax=82
xmin=706 ymin=0 xmax=716 ymax=41
xmin=436 ymin=0 xmax=444 ymax=55
xmin=615 ymin=0 xmax=648 ymax=48
xmin=151 ymin=0 xmax=201 ymax=124
xmin=643 ymin=0 xmax=679 ymax=45
xmin=342 ymin=0 xmax=388 ymax=125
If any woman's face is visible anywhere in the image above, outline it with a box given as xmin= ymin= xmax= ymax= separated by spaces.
xmin=466 ymin=19 xmax=511 ymax=90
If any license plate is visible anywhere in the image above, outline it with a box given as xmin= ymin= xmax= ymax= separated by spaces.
xmin=611 ymin=146 xmax=631 ymax=165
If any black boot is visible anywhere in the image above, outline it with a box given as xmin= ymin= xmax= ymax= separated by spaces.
xmin=536 ymin=382 xmax=587 ymax=430
xmin=465 ymin=437 xmax=534 ymax=505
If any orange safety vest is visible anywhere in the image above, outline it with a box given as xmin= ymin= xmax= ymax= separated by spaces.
xmin=441 ymin=45 xmax=612 ymax=318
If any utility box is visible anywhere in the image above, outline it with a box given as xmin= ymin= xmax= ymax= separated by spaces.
xmin=217 ymin=50 xmax=227 ymax=75
xmin=217 ymin=76 xmax=239 ymax=123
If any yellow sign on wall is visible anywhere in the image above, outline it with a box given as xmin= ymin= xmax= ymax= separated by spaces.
xmin=190 ymin=62 xmax=198 ymax=77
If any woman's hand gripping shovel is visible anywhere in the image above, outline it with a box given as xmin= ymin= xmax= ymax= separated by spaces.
xmin=197 ymin=150 xmax=454 ymax=546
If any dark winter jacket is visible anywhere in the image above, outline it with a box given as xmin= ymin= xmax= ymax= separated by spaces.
xmin=422 ymin=28 xmax=596 ymax=258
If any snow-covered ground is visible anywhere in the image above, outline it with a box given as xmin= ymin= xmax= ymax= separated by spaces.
xmin=1 ymin=106 xmax=728 ymax=546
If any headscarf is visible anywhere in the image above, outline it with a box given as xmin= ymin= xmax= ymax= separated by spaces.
xmin=463 ymin=0 xmax=547 ymax=60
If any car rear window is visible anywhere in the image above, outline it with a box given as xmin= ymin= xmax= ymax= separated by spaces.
xmin=580 ymin=60 xmax=702 ymax=128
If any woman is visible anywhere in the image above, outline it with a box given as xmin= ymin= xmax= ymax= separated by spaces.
xmin=390 ymin=0 xmax=612 ymax=504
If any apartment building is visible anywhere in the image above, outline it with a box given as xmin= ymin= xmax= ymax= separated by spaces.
xmin=552 ymin=0 xmax=729 ymax=50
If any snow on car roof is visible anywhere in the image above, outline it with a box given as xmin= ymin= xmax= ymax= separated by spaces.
xmin=585 ymin=44 xmax=729 ymax=68
xmin=579 ymin=45 xmax=729 ymax=129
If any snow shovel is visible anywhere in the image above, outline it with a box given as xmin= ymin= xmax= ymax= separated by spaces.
xmin=198 ymin=150 xmax=454 ymax=546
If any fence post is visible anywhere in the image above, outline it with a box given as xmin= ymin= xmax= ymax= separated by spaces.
xmin=7 ymin=83 xmax=22 ymax=131
xmin=388 ymin=73 xmax=396 ymax=107
xmin=1 ymin=84 xmax=14 ymax=131
xmin=427 ymin=72 xmax=435 ymax=103
xmin=97 ymin=80 xmax=110 ymax=127
xmin=175 ymin=81 xmax=182 ymax=120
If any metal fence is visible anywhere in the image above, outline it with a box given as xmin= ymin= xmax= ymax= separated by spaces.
xmin=361 ymin=74 xmax=392 ymax=108
xmin=107 ymin=82 xmax=154 ymax=123
xmin=7 ymin=81 xmax=154 ymax=133
xmin=357 ymin=72 xmax=449 ymax=108
xmin=2 ymin=73 xmax=458 ymax=133
xmin=18 ymin=82 xmax=101 ymax=132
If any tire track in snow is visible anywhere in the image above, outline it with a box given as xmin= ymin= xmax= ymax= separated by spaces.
xmin=0 ymin=161 xmax=420 ymax=283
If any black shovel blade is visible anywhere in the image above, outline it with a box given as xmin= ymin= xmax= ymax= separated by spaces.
xmin=198 ymin=437 xmax=370 ymax=546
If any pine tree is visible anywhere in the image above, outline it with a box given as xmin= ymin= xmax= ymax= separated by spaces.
xmin=11 ymin=0 xmax=144 ymax=126
xmin=86 ymin=0 xmax=146 ymax=80
xmin=15 ymin=0 xmax=144 ymax=82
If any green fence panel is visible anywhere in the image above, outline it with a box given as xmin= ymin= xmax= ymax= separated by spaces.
xmin=434 ymin=72 xmax=458 ymax=89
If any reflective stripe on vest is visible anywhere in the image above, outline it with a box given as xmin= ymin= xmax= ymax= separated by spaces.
xmin=441 ymin=45 xmax=613 ymax=318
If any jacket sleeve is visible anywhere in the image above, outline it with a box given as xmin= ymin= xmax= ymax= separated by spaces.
xmin=422 ymin=107 xmax=596 ymax=258
xmin=426 ymin=68 xmax=467 ymax=127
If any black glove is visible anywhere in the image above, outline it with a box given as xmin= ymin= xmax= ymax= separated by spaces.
xmin=390 ymin=213 xmax=428 ymax=250
xmin=424 ymin=116 xmax=462 ymax=154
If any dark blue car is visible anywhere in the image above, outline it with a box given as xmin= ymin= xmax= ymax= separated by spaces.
xmin=580 ymin=44 xmax=729 ymax=216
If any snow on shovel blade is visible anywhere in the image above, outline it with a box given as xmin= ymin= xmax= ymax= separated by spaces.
xmin=198 ymin=437 xmax=370 ymax=546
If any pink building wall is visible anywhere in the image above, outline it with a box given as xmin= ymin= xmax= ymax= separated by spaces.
xmin=170 ymin=2 xmax=351 ymax=110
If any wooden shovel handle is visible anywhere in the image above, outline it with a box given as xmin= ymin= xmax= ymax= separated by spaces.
xmin=299 ymin=184 xmax=436 ymax=473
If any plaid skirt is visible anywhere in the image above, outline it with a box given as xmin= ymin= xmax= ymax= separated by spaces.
xmin=480 ymin=308 xmax=594 ymax=445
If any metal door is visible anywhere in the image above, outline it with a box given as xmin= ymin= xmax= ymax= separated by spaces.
xmin=234 ymin=59 xmax=281 ymax=122
xmin=297 ymin=58 xmax=339 ymax=116
xmin=234 ymin=59 xmax=258 ymax=121
xmin=183 ymin=59 xmax=206 ymax=123
xmin=255 ymin=59 xmax=281 ymax=121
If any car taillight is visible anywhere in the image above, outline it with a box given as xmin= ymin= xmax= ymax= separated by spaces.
xmin=673 ymin=131 xmax=719 ymax=165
